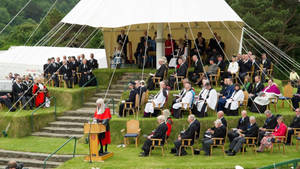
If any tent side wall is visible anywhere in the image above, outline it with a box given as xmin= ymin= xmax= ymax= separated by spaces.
xmin=103 ymin=21 xmax=243 ymax=66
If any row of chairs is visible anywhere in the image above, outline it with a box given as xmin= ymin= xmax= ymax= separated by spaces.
xmin=121 ymin=120 xmax=300 ymax=157
xmin=45 ymin=73 xmax=82 ymax=88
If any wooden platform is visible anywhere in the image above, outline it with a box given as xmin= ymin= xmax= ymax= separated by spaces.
xmin=84 ymin=152 xmax=113 ymax=162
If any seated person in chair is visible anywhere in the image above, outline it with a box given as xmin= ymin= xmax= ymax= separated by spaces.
xmin=225 ymin=56 xmax=239 ymax=78
xmin=0 ymin=92 xmax=16 ymax=112
xmin=205 ymin=59 xmax=218 ymax=78
xmin=144 ymin=81 xmax=168 ymax=117
xmin=238 ymin=54 xmax=252 ymax=82
xmin=202 ymin=119 xmax=226 ymax=156
xmin=226 ymin=116 xmax=259 ymax=156
xmin=292 ymin=80 xmax=300 ymax=110
xmin=171 ymin=114 xmax=200 ymax=156
xmin=168 ymin=57 xmax=188 ymax=89
xmin=286 ymin=108 xmax=300 ymax=145
xmin=139 ymin=115 xmax=168 ymax=157
xmin=192 ymin=82 xmax=217 ymax=117
xmin=147 ymin=57 xmax=168 ymax=90
xmin=118 ymin=82 xmax=137 ymax=117
xmin=172 ymin=82 xmax=194 ymax=119
xmin=224 ymin=84 xmax=244 ymax=116
xmin=188 ymin=55 xmax=204 ymax=84
xmin=247 ymin=76 xmax=264 ymax=109
xmin=217 ymin=78 xmax=234 ymax=111
xmin=217 ymin=111 xmax=227 ymax=127
xmin=227 ymin=110 xmax=250 ymax=143
xmin=257 ymin=110 xmax=278 ymax=145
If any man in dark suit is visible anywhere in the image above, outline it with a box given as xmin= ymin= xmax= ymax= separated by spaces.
xmin=217 ymin=111 xmax=227 ymax=127
xmin=260 ymin=53 xmax=271 ymax=82
xmin=257 ymin=110 xmax=278 ymax=145
xmin=0 ymin=92 xmax=15 ymax=112
xmin=147 ymin=58 xmax=167 ymax=90
xmin=228 ymin=110 xmax=250 ymax=142
xmin=43 ymin=58 xmax=51 ymax=79
xmin=140 ymin=115 xmax=168 ymax=157
xmin=217 ymin=78 xmax=234 ymax=111
xmin=12 ymin=77 xmax=27 ymax=109
xmin=248 ymin=76 xmax=264 ymax=108
xmin=286 ymin=108 xmax=300 ymax=144
xmin=217 ymin=55 xmax=226 ymax=81
xmin=202 ymin=119 xmax=226 ymax=156
xmin=89 ymin=53 xmax=98 ymax=70
xmin=48 ymin=57 xmax=60 ymax=87
xmin=250 ymin=54 xmax=259 ymax=78
xmin=188 ymin=55 xmax=204 ymax=83
xmin=22 ymin=75 xmax=33 ymax=110
xmin=292 ymin=80 xmax=300 ymax=110
xmin=226 ymin=116 xmax=259 ymax=156
xmin=172 ymin=115 xmax=200 ymax=156
xmin=238 ymin=54 xmax=252 ymax=82
xmin=117 ymin=30 xmax=129 ymax=62
xmin=118 ymin=82 xmax=137 ymax=117
xmin=168 ymin=57 xmax=188 ymax=89
xmin=60 ymin=60 xmax=73 ymax=88
xmin=78 ymin=59 xmax=92 ymax=87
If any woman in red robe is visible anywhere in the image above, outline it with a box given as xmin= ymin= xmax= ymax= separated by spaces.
xmin=94 ymin=98 xmax=112 ymax=155
xmin=32 ymin=78 xmax=48 ymax=107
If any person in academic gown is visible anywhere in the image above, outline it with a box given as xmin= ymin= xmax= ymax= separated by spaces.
xmin=144 ymin=81 xmax=168 ymax=117
xmin=93 ymin=98 xmax=112 ymax=155
xmin=168 ymin=57 xmax=188 ymax=89
xmin=171 ymin=115 xmax=200 ymax=156
xmin=192 ymin=82 xmax=217 ymax=117
xmin=172 ymin=82 xmax=195 ymax=118
xmin=32 ymin=78 xmax=48 ymax=107
xmin=286 ymin=108 xmax=300 ymax=144
xmin=147 ymin=58 xmax=168 ymax=90
xmin=227 ymin=110 xmax=250 ymax=143
xmin=247 ymin=76 xmax=264 ymax=109
xmin=118 ymin=82 xmax=137 ymax=117
xmin=188 ymin=55 xmax=204 ymax=84
xmin=59 ymin=60 xmax=73 ymax=88
xmin=226 ymin=116 xmax=259 ymax=156
xmin=224 ymin=84 xmax=244 ymax=116
xmin=139 ymin=115 xmax=168 ymax=157
xmin=251 ymin=79 xmax=281 ymax=113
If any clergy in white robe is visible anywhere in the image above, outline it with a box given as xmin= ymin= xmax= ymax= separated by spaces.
xmin=144 ymin=82 xmax=168 ymax=117
xmin=192 ymin=82 xmax=217 ymax=117
xmin=224 ymin=84 xmax=244 ymax=116
xmin=172 ymin=82 xmax=195 ymax=118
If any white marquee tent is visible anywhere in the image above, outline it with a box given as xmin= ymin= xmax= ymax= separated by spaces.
xmin=0 ymin=46 xmax=107 ymax=79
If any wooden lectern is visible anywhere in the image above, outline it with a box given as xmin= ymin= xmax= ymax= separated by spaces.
xmin=84 ymin=123 xmax=113 ymax=162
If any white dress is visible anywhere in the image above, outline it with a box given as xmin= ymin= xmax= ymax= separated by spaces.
xmin=225 ymin=90 xmax=244 ymax=110
xmin=227 ymin=62 xmax=239 ymax=74
xmin=195 ymin=88 xmax=218 ymax=112
xmin=144 ymin=89 xmax=168 ymax=113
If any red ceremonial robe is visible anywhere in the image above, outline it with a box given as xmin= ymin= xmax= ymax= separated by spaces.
xmin=94 ymin=108 xmax=111 ymax=145
xmin=32 ymin=83 xmax=47 ymax=107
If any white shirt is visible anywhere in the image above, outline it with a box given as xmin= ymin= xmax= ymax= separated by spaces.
xmin=227 ymin=61 xmax=239 ymax=74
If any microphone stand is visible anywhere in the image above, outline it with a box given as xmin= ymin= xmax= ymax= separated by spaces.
xmin=88 ymin=117 xmax=93 ymax=163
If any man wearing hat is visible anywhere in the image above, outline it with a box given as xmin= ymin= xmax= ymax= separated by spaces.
xmin=147 ymin=57 xmax=168 ymax=90
xmin=118 ymin=81 xmax=137 ymax=117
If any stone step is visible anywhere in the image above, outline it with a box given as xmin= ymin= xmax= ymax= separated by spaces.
xmin=32 ymin=132 xmax=83 ymax=139
xmin=48 ymin=121 xmax=84 ymax=128
xmin=42 ymin=127 xmax=83 ymax=135
xmin=109 ymin=84 xmax=128 ymax=89
xmin=94 ymin=93 xmax=122 ymax=98
xmin=88 ymin=97 xmax=121 ymax=103
xmin=57 ymin=116 xmax=90 ymax=123
xmin=0 ymin=157 xmax=61 ymax=168
xmin=0 ymin=166 xmax=43 ymax=169
xmin=0 ymin=149 xmax=73 ymax=163
xmin=83 ymin=102 xmax=117 ymax=108
xmin=97 ymin=89 xmax=124 ymax=94
xmin=63 ymin=111 xmax=94 ymax=117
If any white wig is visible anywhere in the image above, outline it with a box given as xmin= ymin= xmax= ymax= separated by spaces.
xmin=96 ymin=98 xmax=105 ymax=114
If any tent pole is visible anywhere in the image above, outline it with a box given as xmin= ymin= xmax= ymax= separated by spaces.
xmin=156 ymin=23 xmax=165 ymax=69
xmin=238 ymin=27 xmax=244 ymax=54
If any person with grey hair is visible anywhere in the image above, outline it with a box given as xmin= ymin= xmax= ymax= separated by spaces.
xmin=12 ymin=77 xmax=31 ymax=109
xmin=172 ymin=82 xmax=194 ymax=118
xmin=140 ymin=115 xmax=168 ymax=157
xmin=171 ymin=114 xmax=200 ymax=156
xmin=162 ymin=109 xmax=173 ymax=138
xmin=59 ymin=59 xmax=73 ymax=88
xmin=6 ymin=160 xmax=23 ymax=169
xmin=144 ymin=81 xmax=168 ymax=117
xmin=227 ymin=110 xmax=250 ymax=143
xmin=257 ymin=110 xmax=278 ymax=145
xmin=226 ymin=116 xmax=259 ymax=156
xmin=146 ymin=58 xmax=168 ymax=90
xmin=202 ymin=119 xmax=226 ymax=156
xmin=93 ymin=98 xmax=112 ymax=155
xmin=119 ymin=81 xmax=137 ymax=117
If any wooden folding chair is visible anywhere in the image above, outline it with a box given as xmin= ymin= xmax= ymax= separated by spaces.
xmin=122 ymin=102 xmax=136 ymax=118
xmin=210 ymin=128 xmax=227 ymax=156
xmin=270 ymin=128 xmax=288 ymax=154
xmin=174 ymin=75 xmax=185 ymax=90
xmin=121 ymin=120 xmax=141 ymax=147
xmin=238 ymin=91 xmax=249 ymax=114
xmin=296 ymin=132 xmax=300 ymax=150
xmin=279 ymin=82 xmax=293 ymax=109
xmin=149 ymin=138 xmax=165 ymax=156
xmin=178 ymin=139 xmax=194 ymax=156
xmin=180 ymin=103 xmax=192 ymax=117
xmin=291 ymin=128 xmax=300 ymax=145
xmin=246 ymin=66 xmax=255 ymax=82
xmin=209 ymin=68 xmax=221 ymax=86
xmin=267 ymin=96 xmax=278 ymax=112
xmin=242 ymin=136 xmax=258 ymax=155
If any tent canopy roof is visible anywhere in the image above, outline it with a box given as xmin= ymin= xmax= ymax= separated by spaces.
xmin=61 ymin=0 xmax=244 ymax=28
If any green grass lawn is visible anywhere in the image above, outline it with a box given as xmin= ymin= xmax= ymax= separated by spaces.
xmin=0 ymin=136 xmax=299 ymax=169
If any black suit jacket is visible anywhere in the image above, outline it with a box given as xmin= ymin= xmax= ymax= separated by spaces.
xmin=117 ymin=34 xmax=129 ymax=46
xmin=244 ymin=123 xmax=259 ymax=137
xmin=239 ymin=60 xmax=252 ymax=73
xmin=213 ymin=125 xmax=226 ymax=138
xmin=290 ymin=116 xmax=300 ymax=128
xmin=263 ymin=115 xmax=278 ymax=129
xmin=177 ymin=63 xmax=188 ymax=77
xmin=250 ymin=82 xmax=264 ymax=97
xmin=220 ymin=117 xmax=227 ymax=128
xmin=43 ymin=64 xmax=49 ymax=74
xmin=261 ymin=58 xmax=271 ymax=69
xmin=22 ymin=81 xmax=33 ymax=97
xmin=89 ymin=59 xmax=98 ymax=70
xmin=152 ymin=122 xmax=168 ymax=143
xmin=60 ymin=64 xmax=73 ymax=78
xmin=237 ymin=116 xmax=250 ymax=131
xmin=181 ymin=119 xmax=201 ymax=143
xmin=79 ymin=64 xmax=91 ymax=74
xmin=126 ymin=89 xmax=137 ymax=105
xmin=12 ymin=82 xmax=24 ymax=99
xmin=155 ymin=64 xmax=167 ymax=79
xmin=49 ymin=63 xmax=59 ymax=75
xmin=217 ymin=60 xmax=226 ymax=71
xmin=193 ymin=60 xmax=204 ymax=74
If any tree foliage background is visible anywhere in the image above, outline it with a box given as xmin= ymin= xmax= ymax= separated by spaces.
xmin=0 ymin=0 xmax=299 ymax=77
